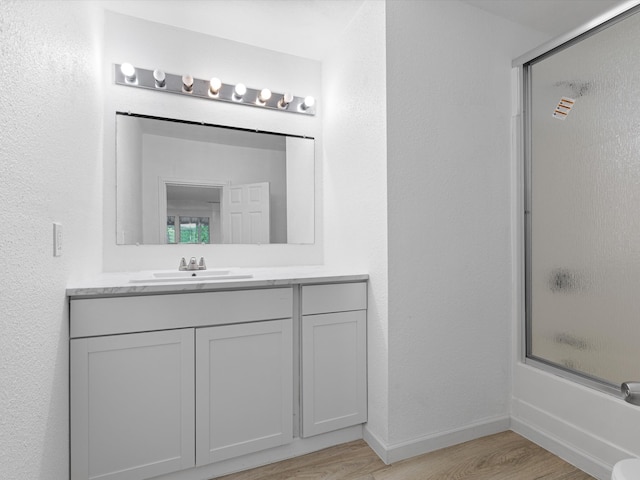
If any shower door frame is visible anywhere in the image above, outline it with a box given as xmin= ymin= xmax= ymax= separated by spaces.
xmin=513 ymin=1 xmax=640 ymax=397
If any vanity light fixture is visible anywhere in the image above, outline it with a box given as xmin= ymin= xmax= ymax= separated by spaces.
xmin=278 ymin=92 xmax=294 ymax=109
xmin=258 ymin=88 xmax=272 ymax=105
xmin=209 ymin=77 xmax=222 ymax=96
xmin=182 ymin=75 xmax=194 ymax=93
xmin=153 ymin=69 xmax=166 ymax=88
xmin=120 ymin=63 xmax=136 ymax=83
xmin=114 ymin=64 xmax=315 ymax=116
xmin=233 ymin=83 xmax=247 ymax=100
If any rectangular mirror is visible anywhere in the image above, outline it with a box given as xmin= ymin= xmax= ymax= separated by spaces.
xmin=116 ymin=113 xmax=315 ymax=245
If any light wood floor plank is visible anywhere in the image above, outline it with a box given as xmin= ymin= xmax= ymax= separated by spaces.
xmin=214 ymin=431 xmax=594 ymax=480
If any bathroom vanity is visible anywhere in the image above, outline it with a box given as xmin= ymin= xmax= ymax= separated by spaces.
xmin=67 ymin=268 xmax=368 ymax=480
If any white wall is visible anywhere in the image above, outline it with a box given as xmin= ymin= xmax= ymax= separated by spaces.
xmin=103 ymin=11 xmax=323 ymax=271
xmin=384 ymin=0 xmax=547 ymax=460
xmin=0 ymin=2 xmax=104 ymax=479
xmin=322 ymin=0 xmax=390 ymax=449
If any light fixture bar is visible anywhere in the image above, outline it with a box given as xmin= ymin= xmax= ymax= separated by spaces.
xmin=114 ymin=64 xmax=315 ymax=116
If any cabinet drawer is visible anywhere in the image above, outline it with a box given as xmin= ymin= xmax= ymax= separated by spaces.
xmin=71 ymin=287 xmax=293 ymax=338
xmin=301 ymin=282 xmax=367 ymax=315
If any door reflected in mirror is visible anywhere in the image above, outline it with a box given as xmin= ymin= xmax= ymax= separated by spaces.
xmin=116 ymin=113 xmax=315 ymax=245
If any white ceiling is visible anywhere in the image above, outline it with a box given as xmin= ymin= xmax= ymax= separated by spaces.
xmin=101 ymin=0 xmax=366 ymax=60
xmin=462 ymin=0 xmax=631 ymax=37
xmin=101 ymin=0 xmax=634 ymax=60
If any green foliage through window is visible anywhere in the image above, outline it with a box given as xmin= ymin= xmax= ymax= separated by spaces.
xmin=167 ymin=216 xmax=210 ymax=244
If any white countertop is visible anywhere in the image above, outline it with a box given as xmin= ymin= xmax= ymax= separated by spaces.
xmin=66 ymin=266 xmax=369 ymax=298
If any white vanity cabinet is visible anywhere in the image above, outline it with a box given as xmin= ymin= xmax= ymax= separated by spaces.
xmin=301 ymin=282 xmax=367 ymax=437
xmin=68 ymin=271 xmax=369 ymax=480
xmin=69 ymin=288 xmax=293 ymax=480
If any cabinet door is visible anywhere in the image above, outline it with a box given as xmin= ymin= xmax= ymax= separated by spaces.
xmin=195 ymin=319 xmax=293 ymax=465
xmin=70 ymin=329 xmax=195 ymax=480
xmin=302 ymin=310 xmax=367 ymax=437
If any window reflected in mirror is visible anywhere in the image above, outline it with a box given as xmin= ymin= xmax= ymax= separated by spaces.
xmin=166 ymin=184 xmax=220 ymax=244
xmin=167 ymin=216 xmax=211 ymax=244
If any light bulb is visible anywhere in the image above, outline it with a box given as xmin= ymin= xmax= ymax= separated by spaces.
xmin=182 ymin=75 xmax=194 ymax=93
xmin=302 ymin=96 xmax=315 ymax=110
xmin=278 ymin=92 xmax=294 ymax=109
xmin=120 ymin=63 xmax=136 ymax=83
xmin=153 ymin=69 xmax=166 ymax=88
xmin=258 ymin=88 xmax=272 ymax=104
xmin=209 ymin=77 xmax=222 ymax=95
xmin=234 ymin=83 xmax=247 ymax=99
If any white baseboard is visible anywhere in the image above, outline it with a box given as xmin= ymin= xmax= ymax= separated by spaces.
xmin=364 ymin=415 xmax=510 ymax=465
xmin=511 ymin=398 xmax=635 ymax=480
xmin=362 ymin=426 xmax=390 ymax=464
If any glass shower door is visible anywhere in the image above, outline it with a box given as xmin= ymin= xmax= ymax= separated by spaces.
xmin=526 ymin=9 xmax=640 ymax=388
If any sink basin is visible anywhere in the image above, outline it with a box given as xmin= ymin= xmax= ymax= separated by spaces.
xmin=152 ymin=270 xmax=230 ymax=278
xmin=129 ymin=270 xmax=253 ymax=283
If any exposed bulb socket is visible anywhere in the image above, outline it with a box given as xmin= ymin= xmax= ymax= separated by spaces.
xmin=153 ymin=69 xmax=166 ymax=88
xmin=209 ymin=77 xmax=222 ymax=96
xmin=278 ymin=92 xmax=294 ymax=109
xmin=234 ymin=83 xmax=247 ymax=100
xmin=120 ymin=63 xmax=136 ymax=83
xmin=182 ymin=75 xmax=194 ymax=93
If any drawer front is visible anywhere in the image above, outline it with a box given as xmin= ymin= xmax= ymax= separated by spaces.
xmin=301 ymin=282 xmax=367 ymax=315
xmin=70 ymin=287 xmax=293 ymax=338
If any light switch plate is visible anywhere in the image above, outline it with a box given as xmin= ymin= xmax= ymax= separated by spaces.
xmin=53 ymin=222 xmax=62 ymax=256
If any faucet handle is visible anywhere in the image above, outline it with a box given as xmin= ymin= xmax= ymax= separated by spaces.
xmin=622 ymin=382 xmax=640 ymax=406
xmin=198 ymin=257 xmax=206 ymax=270
xmin=178 ymin=257 xmax=187 ymax=271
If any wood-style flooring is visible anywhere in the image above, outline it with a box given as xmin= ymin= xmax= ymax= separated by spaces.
xmin=216 ymin=431 xmax=594 ymax=480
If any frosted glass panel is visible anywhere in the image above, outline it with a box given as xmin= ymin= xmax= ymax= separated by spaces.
xmin=527 ymin=10 xmax=640 ymax=386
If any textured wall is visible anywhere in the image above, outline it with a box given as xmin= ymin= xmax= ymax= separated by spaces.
xmin=385 ymin=0 xmax=546 ymax=446
xmin=322 ymin=0 xmax=389 ymax=444
xmin=0 ymin=2 xmax=104 ymax=479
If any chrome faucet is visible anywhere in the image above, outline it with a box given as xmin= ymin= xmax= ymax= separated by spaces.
xmin=179 ymin=257 xmax=207 ymax=271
